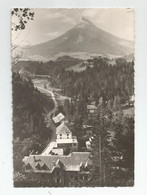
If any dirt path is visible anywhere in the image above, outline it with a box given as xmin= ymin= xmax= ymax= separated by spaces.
xmin=34 ymin=86 xmax=58 ymax=155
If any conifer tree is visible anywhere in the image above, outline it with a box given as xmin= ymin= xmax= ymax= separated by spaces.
xmin=89 ymin=97 xmax=115 ymax=186
xmin=112 ymin=116 xmax=134 ymax=186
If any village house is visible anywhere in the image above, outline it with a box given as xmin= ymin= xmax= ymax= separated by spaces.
xmin=52 ymin=113 xmax=65 ymax=125
xmin=86 ymin=58 xmax=93 ymax=65
xmin=87 ymin=104 xmax=97 ymax=115
xmin=82 ymin=125 xmax=93 ymax=136
xmin=129 ymin=95 xmax=135 ymax=106
xmin=22 ymin=113 xmax=95 ymax=186
xmin=53 ymin=123 xmax=78 ymax=155
xmin=41 ymin=121 xmax=78 ymax=156
xmin=23 ymin=152 xmax=92 ymax=187
xmin=83 ymin=61 xmax=89 ymax=65
xmin=86 ymin=138 xmax=92 ymax=151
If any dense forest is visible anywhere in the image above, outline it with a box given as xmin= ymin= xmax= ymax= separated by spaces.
xmin=64 ymin=96 xmax=134 ymax=186
xmin=48 ymin=57 xmax=134 ymax=126
xmin=51 ymin=58 xmax=134 ymax=105
xmin=13 ymin=72 xmax=54 ymax=171
xmin=13 ymin=55 xmax=83 ymax=74
xmin=14 ymin=57 xmax=134 ymax=106
xmin=85 ymin=103 xmax=134 ymax=186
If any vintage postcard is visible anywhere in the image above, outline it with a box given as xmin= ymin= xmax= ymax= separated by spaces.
xmin=11 ymin=8 xmax=134 ymax=187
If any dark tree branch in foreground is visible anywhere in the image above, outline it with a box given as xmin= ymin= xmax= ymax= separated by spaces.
xmin=11 ymin=8 xmax=35 ymax=65
xmin=11 ymin=8 xmax=34 ymax=31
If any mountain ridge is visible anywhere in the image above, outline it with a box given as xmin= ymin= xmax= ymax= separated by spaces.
xmin=23 ymin=17 xmax=134 ymax=60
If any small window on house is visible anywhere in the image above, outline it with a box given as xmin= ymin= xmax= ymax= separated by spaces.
xmin=25 ymin=163 xmax=32 ymax=170
xmin=80 ymin=175 xmax=83 ymax=180
xmin=35 ymin=163 xmax=41 ymax=170
xmin=69 ymin=181 xmax=72 ymax=187
xmin=81 ymin=175 xmax=85 ymax=180
xmin=41 ymin=163 xmax=48 ymax=170
xmin=57 ymin=170 xmax=60 ymax=176
xmin=73 ymin=143 xmax=76 ymax=146
xmin=70 ymin=174 xmax=74 ymax=179
xmin=57 ymin=178 xmax=61 ymax=184
xmin=84 ymin=175 xmax=88 ymax=180
xmin=60 ymin=134 xmax=62 ymax=139
xmin=67 ymin=134 xmax=69 ymax=138
xmin=75 ymin=176 xmax=78 ymax=180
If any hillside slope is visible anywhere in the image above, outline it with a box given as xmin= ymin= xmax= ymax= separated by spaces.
xmin=13 ymin=56 xmax=83 ymax=74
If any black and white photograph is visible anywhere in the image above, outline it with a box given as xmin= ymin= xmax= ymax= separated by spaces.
xmin=11 ymin=8 xmax=134 ymax=187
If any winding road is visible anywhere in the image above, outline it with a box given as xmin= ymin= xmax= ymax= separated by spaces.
xmin=36 ymin=86 xmax=58 ymax=118
xmin=34 ymin=85 xmax=58 ymax=155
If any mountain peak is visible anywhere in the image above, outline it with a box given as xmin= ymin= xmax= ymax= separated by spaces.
xmin=80 ymin=17 xmax=91 ymax=24
xmin=77 ymin=17 xmax=94 ymax=28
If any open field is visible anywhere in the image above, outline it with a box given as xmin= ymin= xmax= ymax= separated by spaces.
xmin=32 ymin=78 xmax=70 ymax=107
xmin=66 ymin=62 xmax=94 ymax=72
xmin=123 ymin=106 xmax=134 ymax=117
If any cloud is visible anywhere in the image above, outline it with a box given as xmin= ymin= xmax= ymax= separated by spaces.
xmin=46 ymin=12 xmax=65 ymax=19
xmin=46 ymin=10 xmax=76 ymax=25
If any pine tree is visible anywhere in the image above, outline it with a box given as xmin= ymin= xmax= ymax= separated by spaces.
xmin=63 ymin=99 xmax=71 ymax=119
xmin=113 ymin=95 xmax=121 ymax=110
xmin=89 ymin=98 xmax=115 ymax=186
xmin=113 ymin=116 xmax=134 ymax=186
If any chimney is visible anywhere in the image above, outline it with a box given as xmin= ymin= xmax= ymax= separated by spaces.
xmin=33 ymin=156 xmax=36 ymax=162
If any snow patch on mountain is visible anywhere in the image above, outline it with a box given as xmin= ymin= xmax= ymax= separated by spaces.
xmin=74 ymin=34 xmax=84 ymax=44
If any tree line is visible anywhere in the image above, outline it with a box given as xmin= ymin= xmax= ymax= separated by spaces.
xmin=88 ymin=100 xmax=134 ymax=186
xmin=13 ymin=72 xmax=54 ymax=171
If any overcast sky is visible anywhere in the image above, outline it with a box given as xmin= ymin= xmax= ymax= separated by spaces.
xmin=12 ymin=8 xmax=134 ymax=46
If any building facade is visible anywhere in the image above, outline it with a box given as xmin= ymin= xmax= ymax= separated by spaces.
xmin=55 ymin=123 xmax=78 ymax=154
xmin=23 ymin=152 xmax=92 ymax=187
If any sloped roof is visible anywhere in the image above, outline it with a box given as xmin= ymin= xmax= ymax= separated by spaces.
xmin=56 ymin=137 xmax=78 ymax=144
xmin=23 ymin=152 xmax=92 ymax=173
xmin=52 ymin=113 xmax=65 ymax=123
xmin=56 ymin=123 xmax=71 ymax=135
xmin=87 ymin=105 xmax=97 ymax=110
xmin=52 ymin=117 xmax=59 ymax=124
xmin=82 ymin=125 xmax=93 ymax=129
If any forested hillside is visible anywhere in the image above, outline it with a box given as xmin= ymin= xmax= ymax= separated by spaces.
xmin=13 ymin=56 xmax=83 ymax=74
xmin=88 ymin=102 xmax=134 ymax=186
xmin=13 ymin=72 xmax=54 ymax=170
xmin=50 ymin=58 xmax=134 ymax=106
xmin=13 ymin=57 xmax=134 ymax=120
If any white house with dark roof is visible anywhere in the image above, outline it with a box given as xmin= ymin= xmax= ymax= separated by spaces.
xmin=87 ymin=104 xmax=97 ymax=114
xmin=52 ymin=113 xmax=65 ymax=124
xmin=54 ymin=123 xmax=78 ymax=154
xmin=22 ymin=117 xmax=100 ymax=186
xmin=41 ymin=123 xmax=78 ymax=156
xmin=56 ymin=123 xmax=72 ymax=139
